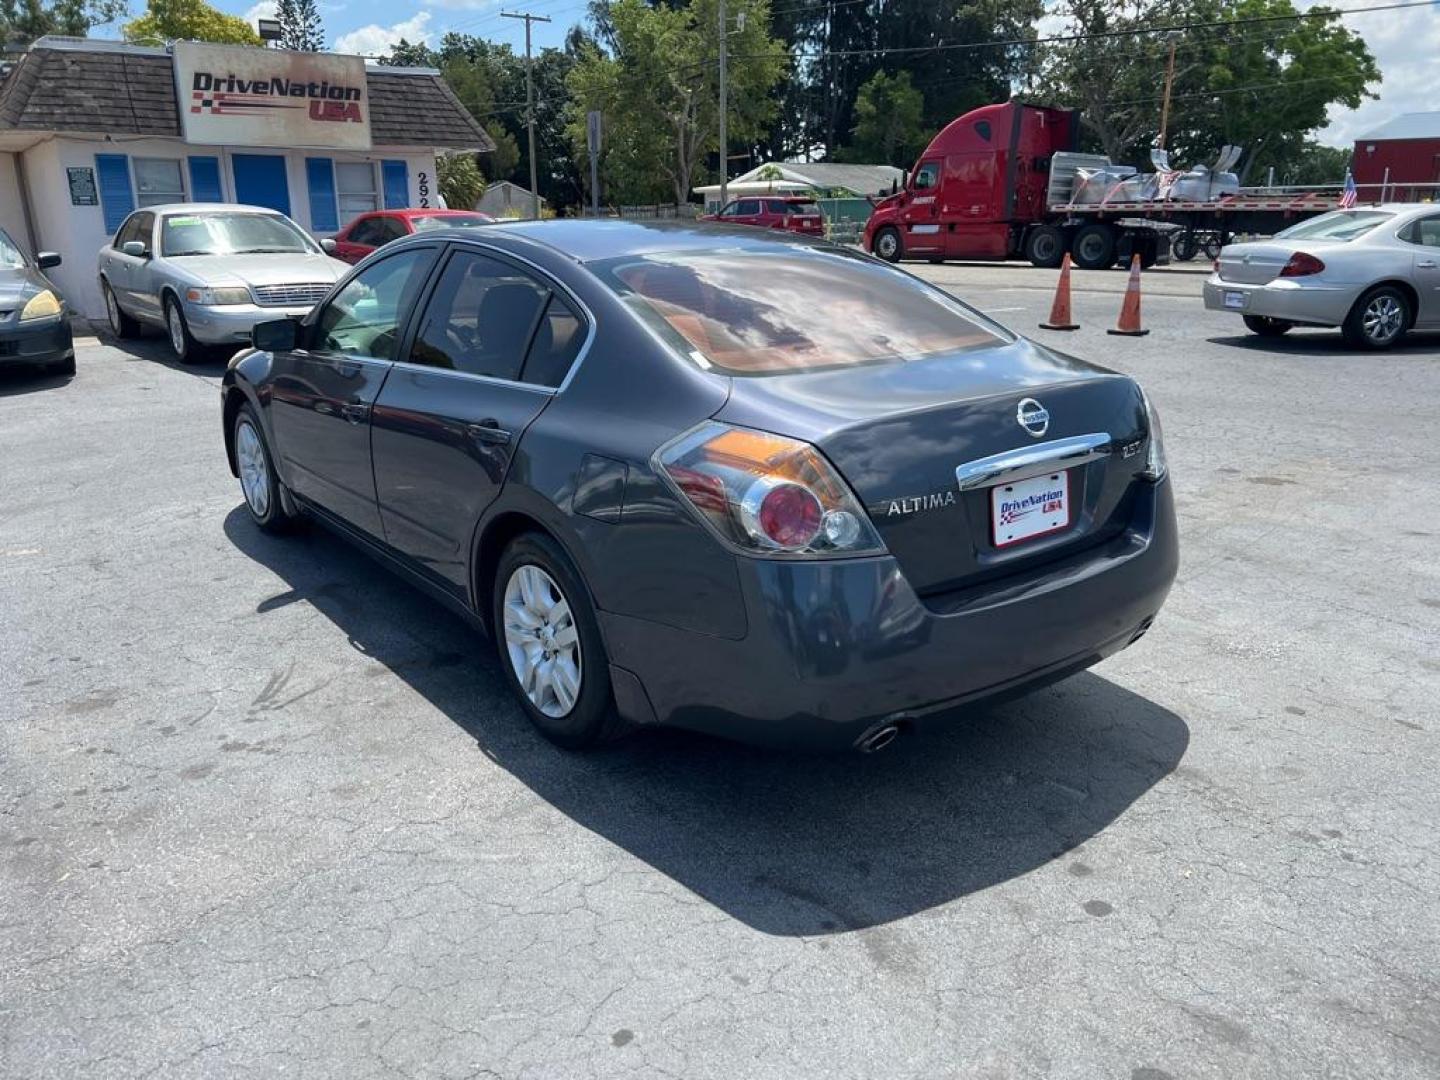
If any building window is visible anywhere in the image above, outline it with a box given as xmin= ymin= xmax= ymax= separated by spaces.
xmin=133 ymin=158 xmax=185 ymax=207
xmin=335 ymin=161 xmax=379 ymax=223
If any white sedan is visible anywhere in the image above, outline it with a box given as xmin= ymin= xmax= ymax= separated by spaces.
xmin=1203 ymin=204 xmax=1440 ymax=349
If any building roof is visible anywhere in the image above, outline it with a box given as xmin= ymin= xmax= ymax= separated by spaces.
xmin=0 ymin=37 xmax=494 ymax=151
xmin=731 ymin=161 xmax=904 ymax=196
xmin=1355 ymin=112 xmax=1440 ymax=143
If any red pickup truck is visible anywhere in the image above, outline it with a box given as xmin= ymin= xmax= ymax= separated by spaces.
xmin=701 ymin=196 xmax=825 ymax=237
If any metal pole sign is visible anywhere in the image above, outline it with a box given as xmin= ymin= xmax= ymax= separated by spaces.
xmin=586 ymin=110 xmax=602 ymax=218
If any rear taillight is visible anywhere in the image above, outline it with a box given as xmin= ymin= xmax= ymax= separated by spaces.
xmin=656 ymin=422 xmax=885 ymax=557
xmin=1280 ymin=252 xmax=1325 ymax=277
xmin=1138 ymin=386 xmax=1167 ymax=482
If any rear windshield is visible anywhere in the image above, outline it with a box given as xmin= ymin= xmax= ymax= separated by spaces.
xmin=781 ymin=199 xmax=820 ymax=214
xmin=1274 ymin=210 xmax=1393 ymax=242
xmin=592 ymin=247 xmax=1008 ymax=375
xmin=411 ymin=213 xmax=490 ymax=232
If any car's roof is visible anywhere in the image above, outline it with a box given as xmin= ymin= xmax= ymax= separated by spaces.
xmin=413 ymin=218 xmax=827 ymax=264
xmin=146 ymin=203 xmax=288 ymax=217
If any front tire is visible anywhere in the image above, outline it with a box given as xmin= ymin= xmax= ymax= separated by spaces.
xmin=233 ymin=403 xmax=296 ymax=533
xmin=1342 ymin=285 xmax=1410 ymax=350
xmin=873 ymin=226 xmax=902 ymax=263
xmin=1242 ymin=315 xmax=1293 ymax=338
xmin=164 ymin=295 xmax=203 ymax=364
xmin=492 ymin=532 xmax=624 ymax=749
xmin=103 ymin=281 xmax=139 ymax=339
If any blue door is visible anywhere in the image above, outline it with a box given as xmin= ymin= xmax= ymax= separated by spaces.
xmin=231 ymin=154 xmax=291 ymax=216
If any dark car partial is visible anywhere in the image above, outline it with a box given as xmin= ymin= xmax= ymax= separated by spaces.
xmin=222 ymin=220 xmax=1176 ymax=752
xmin=0 ymin=229 xmax=74 ymax=377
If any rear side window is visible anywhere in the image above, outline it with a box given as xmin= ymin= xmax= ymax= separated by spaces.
xmin=736 ymin=199 xmax=761 ymax=215
xmin=594 ymin=247 xmax=1006 ymax=376
xmin=409 ymin=250 xmax=549 ymax=381
xmin=520 ymin=295 xmax=585 ymax=388
xmin=765 ymin=199 xmax=790 ymax=214
xmin=348 ymin=217 xmax=384 ymax=246
xmin=786 ymin=199 xmax=820 ymax=214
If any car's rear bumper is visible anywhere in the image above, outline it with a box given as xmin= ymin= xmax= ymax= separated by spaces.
xmin=1203 ymin=275 xmax=1361 ymax=326
xmin=600 ymin=479 xmax=1178 ymax=751
xmin=184 ymin=302 xmax=318 ymax=345
xmin=0 ymin=315 xmax=73 ymax=368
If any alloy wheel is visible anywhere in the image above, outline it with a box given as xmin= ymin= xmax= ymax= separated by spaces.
xmin=1362 ymin=294 xmax=1403 ymax=344
xmin=235 ymin=419 xmax=271 ymax=518
xmin=168 ymin=304 xmax=187 ymax=358
xmin=502 ymin=564 xmax=582 ymax=718
xmin=106 ymin=288 xmax=121 ymax=335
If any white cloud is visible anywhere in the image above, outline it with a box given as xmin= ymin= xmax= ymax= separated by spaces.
xmin=420 ymin=0 xmax=501 ymax=10
xmin=243 ymin=1 xmax=277 ymax=23
xmin=1308 ymin=4 xmax=1440 ymax=146
xmin=334 ymin=12 xmax=433 ymax=57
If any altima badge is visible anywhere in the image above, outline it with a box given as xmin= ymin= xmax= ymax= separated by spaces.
xmin=1017 ymin=398 xmax=1049 ymax=438
xmin=887 ymin=491 xmax=958 ymax=517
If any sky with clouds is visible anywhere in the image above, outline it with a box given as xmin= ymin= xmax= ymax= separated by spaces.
xmin=218 ymin=0 xmax=1435 ymax=147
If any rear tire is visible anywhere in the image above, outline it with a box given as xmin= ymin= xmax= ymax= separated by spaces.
xmin=1172 ymin=233 xmax=1198 ymax=262
xmin=492 ymin=532 xmax=626 ymax=750
xmin=1071 ymin=223 xmax=1116 ymax=270
xmin=1024 ymin=225 xmax=1065 ymax=268
xmin=1242 ymin=315 xmax=1293 ymax=337
xmin=103 ymin=280 xmax=139 ymax=339
xmin=873 ymin=226 xmax=902 ymax=263
xmin=1341 ymin=285 xmax=1410 ymax=350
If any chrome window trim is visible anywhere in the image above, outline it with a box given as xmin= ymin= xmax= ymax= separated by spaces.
xmin=955 ymin=432 xmax=1112 ymax=491
xmin=392 ymin=237 xmax=597 ymax=396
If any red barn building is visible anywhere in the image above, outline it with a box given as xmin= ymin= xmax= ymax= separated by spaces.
xmin=1352 ymin=113 xmax=1440 ymax=201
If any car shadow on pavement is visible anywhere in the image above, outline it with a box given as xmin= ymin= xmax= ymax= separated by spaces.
xmin=1208 ymin=330 xmax=1440 ymax=356
xmin=224 ymin=506 xmax=1190 ymax=936
xmin=93 ymin=329 xmax=235 ymax=373
xmin=0 ymin=367 xmax=74 ymax=396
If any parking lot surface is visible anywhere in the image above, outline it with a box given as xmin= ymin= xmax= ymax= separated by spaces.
xmin=2 ymin=263 xmax=1437 ymax=1079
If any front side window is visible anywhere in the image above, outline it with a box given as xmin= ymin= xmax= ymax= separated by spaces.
xmin=115 ymin=214 xmax=143 ymax=248
xmin=408 ymin=250 xmax=549 ymax=381
xmin=161 ymin=212 xmax=316 ymax=257
xmin=913 ymin=162 xmax=940 ymax=191
xmin=123 ymin=212 xmax=156 ymax=254
xmin=595 ymin=247 xmax=1006 ymax=376
xmin=378 ymin=217 xmax=409 ymax=244
xmin=1275 ymin=210 xmax=1393 ymax=242
xmin=317 ymin=248 xmax=434 ymax=360
xmin=134 ymin=158 xmax=185 ymax=208
xmin=336 ymin=162 xmax=379 ymax=223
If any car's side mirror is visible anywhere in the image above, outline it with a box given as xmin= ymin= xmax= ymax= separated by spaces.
xmin=121 ymin=241 xmax=147 ymax=258
xmin=252 ymin=318 xmax=300 ymax=353
xmin=36 ymin=251 xmax=61 ymax=269
xmin=320 ymin=238 xmax=337 ymax=253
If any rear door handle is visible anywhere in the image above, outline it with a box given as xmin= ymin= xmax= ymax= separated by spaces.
xmin=466 ymin=420 xmax=512 ymax=446
xmin=340 ymin=402 xmax=370 ymax=424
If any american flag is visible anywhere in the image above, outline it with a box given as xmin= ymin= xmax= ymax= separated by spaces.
xmin=1340 ymin=168 xmax=1358 ymax=209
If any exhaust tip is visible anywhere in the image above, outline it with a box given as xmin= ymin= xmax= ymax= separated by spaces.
xmin=856 ymin=723 xmax=901 ymax=754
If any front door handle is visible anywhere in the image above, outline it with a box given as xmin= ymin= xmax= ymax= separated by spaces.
xmin=340 ymin=402 xmax=370 ymax=424
xmin=466 ymin=420 xmax=512 ymax=446
xmin=1418 ymin=260 xmax=1438 ymax=269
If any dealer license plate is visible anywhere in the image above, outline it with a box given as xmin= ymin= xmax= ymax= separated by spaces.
xmin=991 ymin=471 xmax=1071 ymax=548
xmin=1223 ymin=290 xmax=1246 ymax=310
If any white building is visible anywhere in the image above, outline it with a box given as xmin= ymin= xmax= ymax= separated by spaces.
xmin=694 ymin=162 xmax=904 ymax=213
xmin=0 ymin=37 xmax=493 ymax=319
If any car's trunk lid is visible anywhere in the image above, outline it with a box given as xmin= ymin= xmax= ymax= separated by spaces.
xmin=716 ymin=339 xmax=1151 ymax=595
xmin=1216 ymin=241 xmax=1308 ymax=284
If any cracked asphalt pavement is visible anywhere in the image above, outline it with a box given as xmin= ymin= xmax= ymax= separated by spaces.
xmin=2 ymin=262 xmax=1437 ymax=1079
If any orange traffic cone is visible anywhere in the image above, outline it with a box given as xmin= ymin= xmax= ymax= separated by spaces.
xmin=1039 ymin=254 xmax=1079 ymax=331
xmin=1108 ymin=254 xmax=1149 ymax=337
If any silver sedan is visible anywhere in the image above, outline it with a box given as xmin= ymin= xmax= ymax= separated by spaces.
xmin=97 ymin=203 xmax=349 ymax=363
xmin=1203 ymin=204 xmax=1440 ymax=349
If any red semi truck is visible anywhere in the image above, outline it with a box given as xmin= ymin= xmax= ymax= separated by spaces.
xmin=862 ymin=101 xmax=1344 ymax=269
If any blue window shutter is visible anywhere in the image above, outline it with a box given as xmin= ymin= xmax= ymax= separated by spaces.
xmin=305 ymin=158 xmax=338 ymax=232
xmin=382 ymin=160 xmax=408 ymax=209
xmin=231 ymin=154 xmax=291 ymax=216
xmin=188 ymin=156 xmax=222 ymax=202
xmin=95 ymin=154 xmax=134 ymax=234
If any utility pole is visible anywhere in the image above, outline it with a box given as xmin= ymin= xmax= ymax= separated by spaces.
xmin=1157 ymin=32 xmax=1181 ymax=151
xmin=502 ymin=9 xmax=552 ymax=220
xmin=718 ymin=0 xmax=729 ymax=209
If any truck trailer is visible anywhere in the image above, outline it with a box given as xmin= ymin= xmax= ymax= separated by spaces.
xmin=862 ymin=101 xmax=1346 ymax=269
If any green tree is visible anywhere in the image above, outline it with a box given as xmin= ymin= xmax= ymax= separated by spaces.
xmin=1037 ymin=0 xmax=1378 ymax=183
xmin=1 ymin=0 xmax=127 ymax=46
xmin=437 ymin=153 xmax=486 ymax=210
xmin=275 ymin=0 xmax=322 ymax=51
xmin=1283 ymin=142 xmax=1351 ymax=187
xmin=843 ymin=70 xmax=927 ymax=167
xmin=124 ymin=0 xmax=262 ymax=45
xmin=565 ymin=0 xmax=787 ymax=206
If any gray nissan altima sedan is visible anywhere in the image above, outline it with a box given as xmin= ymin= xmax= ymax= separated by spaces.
xmin=222 ymin=220 xmax=1177 ymax=752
